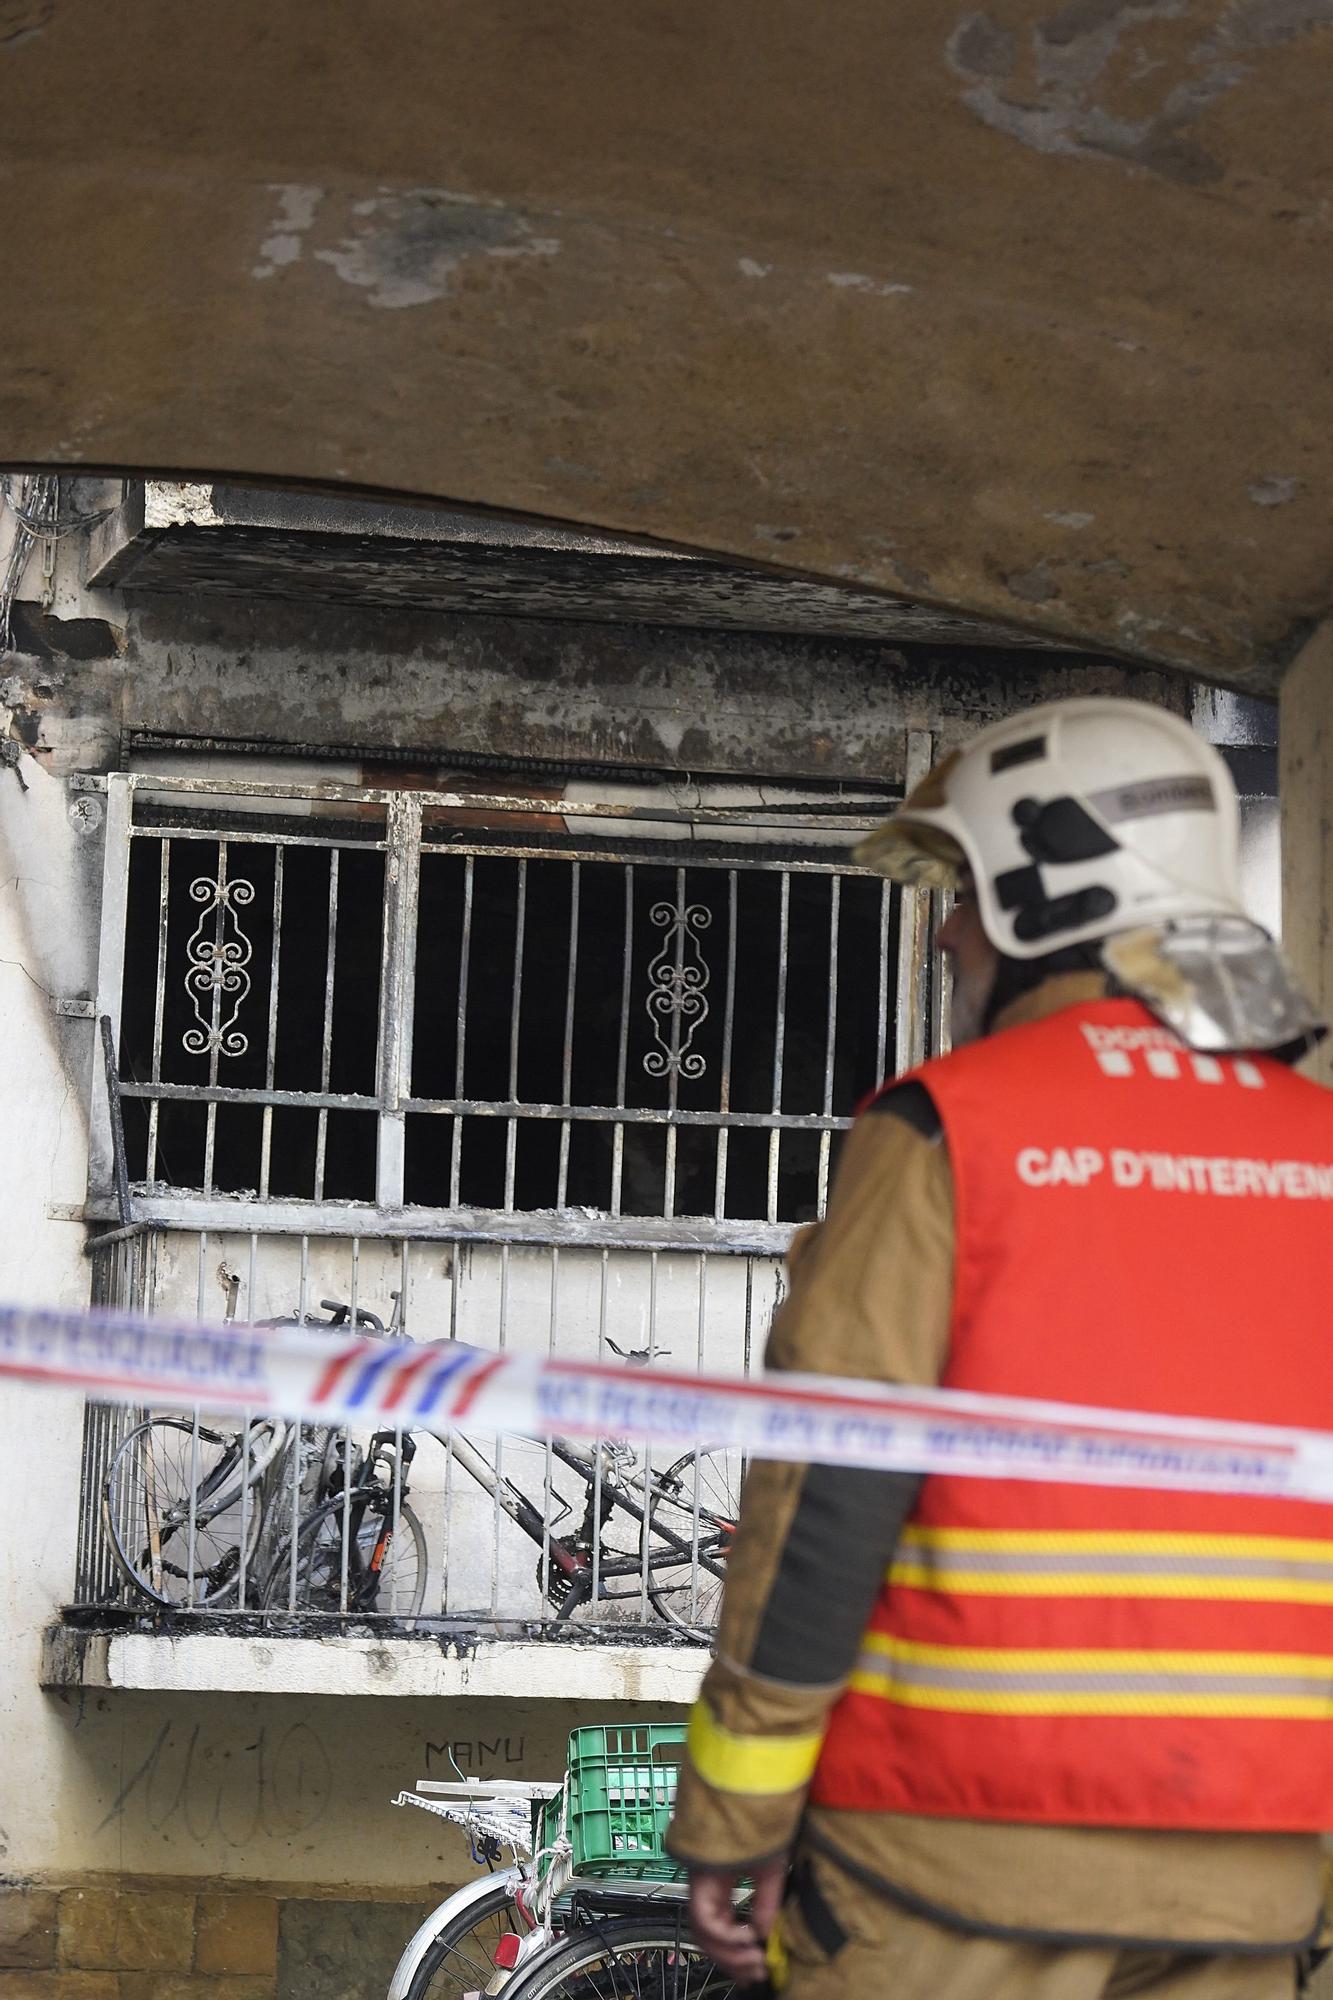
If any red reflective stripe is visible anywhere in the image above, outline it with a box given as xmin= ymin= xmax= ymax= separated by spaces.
xmin=448 ymin=1352 xmax=507 ymax=1419
xmin=379 ymin=1343 xmax=442 ymax=1413
xmin=309 ymin=1346 xmax=363 ymax=1406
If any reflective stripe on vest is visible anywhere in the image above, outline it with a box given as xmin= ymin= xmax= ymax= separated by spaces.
xmin=809 ymin=998 xmax=1333 ymax=1833
xmin=848 ymin=1634 xmax=1333 ymax=1719
xmin=889 ymin=1528 xmax=1333 ymax=1603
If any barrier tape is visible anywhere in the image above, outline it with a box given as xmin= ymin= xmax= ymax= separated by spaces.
xmin=3 ymin=1298 xmax=1333 ymax=1501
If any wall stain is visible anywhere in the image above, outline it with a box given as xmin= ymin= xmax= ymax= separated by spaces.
xmin=946 ymin=0 xmax=1333 ymax=181
xmin=0 ymin=0 xmax=52 ymax=48
xmin=251 ymin=184 xmax=560 ymax=309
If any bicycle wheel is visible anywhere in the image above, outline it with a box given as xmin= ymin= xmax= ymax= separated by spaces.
xmin=641 ymin=1447 xmax=739 ymax=1637
xmin=403 ymin=1878 xmax=532 ymax=2000
xmin=103 ymin=1415 xmax=273 ymax=1607
xmin=260 ymin=1492 xmax=428 ymax=1615
xmin=502 ymin=1915 xmax=735 ymax=2000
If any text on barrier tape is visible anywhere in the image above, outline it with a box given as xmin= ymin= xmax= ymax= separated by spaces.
xmin=2 ymin=1299 xmax=1333 ymax=1501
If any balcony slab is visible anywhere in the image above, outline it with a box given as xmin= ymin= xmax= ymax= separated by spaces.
xmin=41 ymin=1624 xmax=709 ymax=1704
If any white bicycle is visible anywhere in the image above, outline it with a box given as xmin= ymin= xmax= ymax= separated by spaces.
xmin=389 ymin=1730 xmax=737 ymax=2000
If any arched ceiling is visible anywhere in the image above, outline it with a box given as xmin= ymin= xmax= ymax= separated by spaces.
xmin=4 ymin=0 xmax=1332 ymax=691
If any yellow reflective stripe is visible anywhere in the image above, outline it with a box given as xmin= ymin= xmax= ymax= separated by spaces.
xmin=849 ymin=1637 xmax=1333 ymax=1718
xmin=686 ymin=1701 xmax=823 ymax=1797
xmin=888 ymin=1565 xmax=1333 ymax=1603
xmin=857 ymin=1635 xmax=1333 ymax=1675
xmin=846 ymin=1676 xmax=1333 ymax=1719
xmin=897 ymin=1530 xmax=1333 ymax=1560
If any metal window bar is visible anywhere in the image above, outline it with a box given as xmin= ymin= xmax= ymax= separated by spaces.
xmin=591 ymin=1245 xmax=610 ymax=1615
xmin=146 ymin=838 xmax=170 ymax=1182
xmin=504 ymin=861 xmax=527 ymax=1213
xmin=539 ymin=1245 xmax=560 ymax=1615
xmin=767 ymin=870 xmax=790 ymax=1226
xmin=894 ymin=730 xmax=935 ymax=1079
xmin=556 ymin=865 xmax=580 ymax=1209
xmin=611 ymin=866 xmax=633 ymax=1219
xmin=818 ymin=875 xmax=841 ymax=1212
xmin=449 ymin=855 xmax=474 ymax=1210
xmin=338 ymin=1234 xmax=360 ymax=1616
xmin=313 ymin=847 xmax=339 ymax=1202
xmin=713 ymin=870 xmax=738 ymax=1224
xmin=388 ymin=1237 xmax=409 ymax=1619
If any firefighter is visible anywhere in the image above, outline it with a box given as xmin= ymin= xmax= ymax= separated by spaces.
xmin=666 ymin=697 xmax=1333 ymax=1999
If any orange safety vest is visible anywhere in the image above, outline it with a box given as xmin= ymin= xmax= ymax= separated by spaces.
xmin=810 ymin=998 xmax=1333 ymax=1831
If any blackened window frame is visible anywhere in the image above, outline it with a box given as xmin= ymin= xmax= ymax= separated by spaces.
xmin=90 ymin=761 xmax=939 ymax=1254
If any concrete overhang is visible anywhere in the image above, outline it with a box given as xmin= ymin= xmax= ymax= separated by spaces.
xmin=42 ymin=1623 xmax=705 ymax=1707
xmin=85 ymin=481 xmax=1062 ymax=652
xmin=4 ymin=3 xmax=1333 ymax=690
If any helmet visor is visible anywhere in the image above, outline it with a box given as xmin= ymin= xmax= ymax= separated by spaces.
xmin=854 ymin=754 xmax=967 ymax=888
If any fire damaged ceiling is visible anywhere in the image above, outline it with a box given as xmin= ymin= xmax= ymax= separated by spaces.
xmin=5 ymin=2 xmax=1333 ymax=691
xmin=85 ymin=483 xmax=1063 ymax=650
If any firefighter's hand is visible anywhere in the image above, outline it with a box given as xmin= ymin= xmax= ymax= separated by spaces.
xmin=688 ymin=1856 xmax=787 ymax=1985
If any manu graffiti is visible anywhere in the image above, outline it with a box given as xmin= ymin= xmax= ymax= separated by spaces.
xmin=424 ymin=1735 xmax=526 ymax=1773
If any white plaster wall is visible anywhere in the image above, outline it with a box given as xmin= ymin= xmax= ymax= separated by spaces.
xmin=0 ymin=754 xmax=106 ymax=1881
xmin=35 ymin=1688 xmax=690 ymax=1889
xmin=1238 ymin=795 xmax=1280 ymax=937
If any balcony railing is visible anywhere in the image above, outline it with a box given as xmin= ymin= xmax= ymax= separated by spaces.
xmin=75 ymin=1223 xmax=769 ymax=1644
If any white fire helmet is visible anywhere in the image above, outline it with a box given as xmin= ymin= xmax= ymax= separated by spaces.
xmin=856 ymin=697 xmax=1323 ymax=1054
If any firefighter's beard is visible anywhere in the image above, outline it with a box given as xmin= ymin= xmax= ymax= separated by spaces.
xmin=949 ymin=959 xmax=997 ymax=1047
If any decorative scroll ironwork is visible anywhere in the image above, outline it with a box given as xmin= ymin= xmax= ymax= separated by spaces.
xmin=183 ymin=873 xmax=255 ymax=1057
xmin=643 ymin=899 xmax=711 ymax=1080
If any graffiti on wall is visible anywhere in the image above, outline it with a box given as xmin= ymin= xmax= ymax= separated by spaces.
xmin=95 ymin=1720 xmax=333 ymax=1847
xmin=424 ymin=1736 xmax=526 ymax=1773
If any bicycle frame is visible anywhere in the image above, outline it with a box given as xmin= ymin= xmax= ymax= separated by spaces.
xmin=436 ymin=1431 xmax=727 ymax=1617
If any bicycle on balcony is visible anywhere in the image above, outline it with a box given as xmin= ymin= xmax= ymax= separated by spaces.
xmin=101 ymin=1310 xmax=737 ymax=1633
xmin=100 ymin=1298 xmax=429 ymax=1614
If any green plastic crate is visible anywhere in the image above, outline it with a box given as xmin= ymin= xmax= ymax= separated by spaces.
xmin=538 ymin=1724 xmax=688 ymax=1884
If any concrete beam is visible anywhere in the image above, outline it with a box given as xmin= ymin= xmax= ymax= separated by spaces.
xmin=7 ymin=4 xmax=1333 ymax=681
xmin=41 ymin=1624 xmax=707 ymax=1705
xmin=1279 ymin=621 xmax=1333 ymax=1087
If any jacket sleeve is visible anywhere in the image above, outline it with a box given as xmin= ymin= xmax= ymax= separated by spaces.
xmin=666 ymin=1093 xmax=954 ymax=1870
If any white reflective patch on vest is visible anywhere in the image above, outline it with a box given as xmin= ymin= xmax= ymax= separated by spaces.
xmin=1016 ymin=1148 xmax=1333 ymax=1196
xmin=1079 ymin=1022 xmax=1266 ymax=1090
xmin=1109 ymin=1151 xmax=1333 ymax=1198
xmin=1016 ymin=1147 xmax=1105 ymax=1187
xmin=1081 ymin=1022 xmax=1182 ymax=1054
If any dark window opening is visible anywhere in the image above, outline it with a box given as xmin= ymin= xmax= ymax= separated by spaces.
xmin=118 ymin=824 xmax=383 ymax=1200
xmin=405 ymin=851 xmax=897 ymax=1222
xmin=114 ymin=802 xmax=902 ymax=1224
